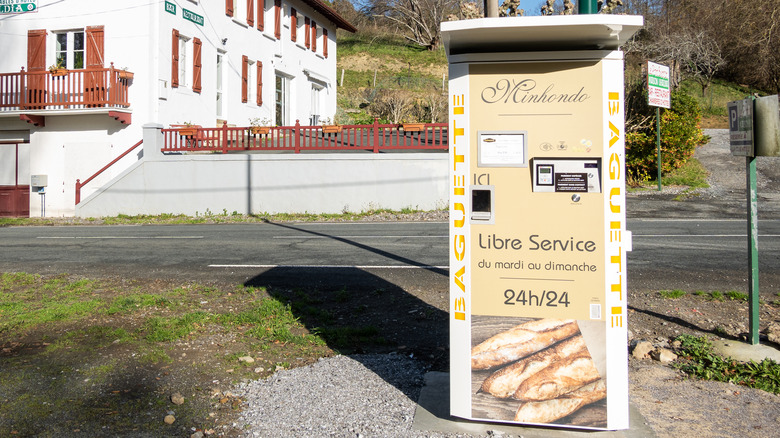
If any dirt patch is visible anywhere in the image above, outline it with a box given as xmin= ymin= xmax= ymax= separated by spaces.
xmin=0 ymin=275 xmax=332 ymax=437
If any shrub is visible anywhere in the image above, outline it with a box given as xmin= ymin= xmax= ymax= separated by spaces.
xmin=625 ymin=88 xmax=706 ymax=181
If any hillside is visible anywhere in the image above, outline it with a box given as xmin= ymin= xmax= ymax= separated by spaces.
xmin=335 ymin=33 xmax=448 ymax=124
xmin=335 ymin=33 xmax=761 ymax=129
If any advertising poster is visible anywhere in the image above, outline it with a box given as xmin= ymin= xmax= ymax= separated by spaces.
xmin=450 ymin=57 xmax=629 ymax=430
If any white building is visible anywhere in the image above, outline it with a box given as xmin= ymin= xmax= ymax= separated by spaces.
xmin=0 ymin=0 xmax=355 ymax=217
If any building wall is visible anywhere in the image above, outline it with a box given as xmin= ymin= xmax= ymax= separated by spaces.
xmin=75 ymin=128 xmax=447 ymax=217
xmin=0 ymin=0 xmax=342 ymax=216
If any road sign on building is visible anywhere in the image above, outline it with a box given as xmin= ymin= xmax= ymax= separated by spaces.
xmin=0 ymin=0 xmax=37 ymax=14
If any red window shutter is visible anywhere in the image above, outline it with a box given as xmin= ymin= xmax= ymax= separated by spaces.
xmin=274 ymin=0 xmax=281 ymax=39
xmin=256 ymin=61 xmax=263 ymax=106
xmin=86 ymin=26 xmax=105 ymax=68
xmin=257 ymin=0 xmax=264 ymax=31
xmin=193 ymin=38 xmax=202 ymax=93
xmin=247 ymin=0 xmax=255 ymax=26
xmin=241 ymin=55 xmax=248 ymax=103
xmin=311 ymin=21 xmax=317 ymax=52
xmin=172 ymin=29 xmax=179 ymax=88
xmin=304 ymin=17 xmax=310 ymax=49
xmin=27 ymin=29 xmax=47 ymax=72
xmin=323 ymin=28 xmax=328 ymax=58
xmin=226 ymin=0 xmax=233 ymax=16
xmin=291 ymin=8 xmax=297 ymax=42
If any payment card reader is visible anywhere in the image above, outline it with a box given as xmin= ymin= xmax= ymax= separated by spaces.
xmin=532 ymin=158 xmax=601 ymax=193
xmin=444 ymin=15 xmax=642 ymax=431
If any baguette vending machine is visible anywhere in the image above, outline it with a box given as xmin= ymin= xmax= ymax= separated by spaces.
xmin=444 ymin=15 xmax=642 ymax=430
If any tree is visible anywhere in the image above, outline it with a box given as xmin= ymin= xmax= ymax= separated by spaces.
xmin=641 ymin=29 xmax=724 ymax=96
xmin=379 ymin=0 xmax=458 ymax=50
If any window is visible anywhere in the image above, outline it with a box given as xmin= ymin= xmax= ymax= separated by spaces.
xmin=247 ymin=58 xmax=256 ymax=104
xmin=310 ymin=84 xmax=322 ymax=125
xmin=275 ymin=74 xmax=289 ymax=126
xmin=216 ymin=52 xmax=224 ymax=117
xmin=231 ymin=0 xmax=244 ymax=23
xmin=55 ymin=31 xmax=85 ymax=69
xmin=178 ymin=34 xmax=190 ymax=87
xmin=172 ymin=29 xmax=191 ymax=89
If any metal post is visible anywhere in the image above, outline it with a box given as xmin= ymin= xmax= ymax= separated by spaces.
xmin=747 ymin=154 xmax=760 ymax=345
xmin=294 ymin=119 xmax=301 ymax=153
xmin=485 ymin=0 xmax=498 ymax=17
xmin=373 ymin=118 xmax=380 ymax=153
xmin=656 ymin=107 xmax=662 ymax=191
xmin=578 ymin=0 xmax=598 ymax=14
xmin=221 ymin=121 xmax=228 ymax=154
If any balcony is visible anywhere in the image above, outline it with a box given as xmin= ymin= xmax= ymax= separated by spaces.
xmin=0 ymin=63 xmax=133 ymax=126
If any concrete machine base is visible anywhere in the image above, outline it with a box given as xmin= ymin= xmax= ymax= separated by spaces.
xmin=413 ymin=372 xmax=656 ymax=437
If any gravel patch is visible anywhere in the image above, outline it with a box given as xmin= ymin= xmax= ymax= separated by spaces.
xmin=234 ymin=353 xmax=457 ymax=438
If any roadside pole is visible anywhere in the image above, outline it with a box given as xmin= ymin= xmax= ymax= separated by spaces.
xmin=728 ymin=97 xmax=759 ymax=345
xmin=747 ymin=153 xmax=759 ymax=344
xmin=656 ymin=107 xmax=662 ymax=191
xmin=647 ymin=61 xmax=670 ymax=191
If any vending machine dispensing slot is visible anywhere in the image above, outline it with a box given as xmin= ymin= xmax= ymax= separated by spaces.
xmin=470 ymin=185 xmax=494 ymax=223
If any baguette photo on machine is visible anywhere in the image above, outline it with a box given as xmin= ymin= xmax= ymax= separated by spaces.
xmin=479 ymin=334 xmax=588 ymax=399
xmin=471 ymin=319 xmax=579 ymax=370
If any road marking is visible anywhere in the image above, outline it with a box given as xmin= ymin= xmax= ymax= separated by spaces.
xmin=209 ymin=264 xmax=448 ymax=269
xmin=633 ymin=234 xmax=780 ymax=237
xmin=272 ymin=235 xmax=447 ymax=239
xmin=37 ymin=236 xmax=204 ymax=239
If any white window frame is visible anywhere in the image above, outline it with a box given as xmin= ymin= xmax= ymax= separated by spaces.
xmin=310 ymin=83 xmax=322 ymax=125
xmin=216 ymin=51 xmax=225 ymax=118
xmin=246 ymin=58 xmax=256 ymax=106
xmin=178 ymin=34 xmax=191 ymax=89
xmin=275 ymin=73 xmax=291 ymax=126
xmin=53 ymin=29 xmax=85 ymax=70
xmin=233 ymin=0 xmax=248 ymax=26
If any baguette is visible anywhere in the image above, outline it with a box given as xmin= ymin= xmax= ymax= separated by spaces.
xmin=471 ymin=319 xmax=579 ymax=370
xmin=513 ymin=379 xmax=606 ymax=423
xmin=513 ymin=350 xmax=600 ymax=401
xmin=480 ymin=335 xmax=587 ymax=398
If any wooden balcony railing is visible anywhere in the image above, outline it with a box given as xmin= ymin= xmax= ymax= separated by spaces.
xmin=0 ymin=63 xmax=132 ymax=111
xmin=162 ymin=119 xmax=449 ymax=154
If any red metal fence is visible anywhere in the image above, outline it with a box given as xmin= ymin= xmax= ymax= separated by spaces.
xmin=162 ymin=119 xmax=448 ymax=154
xmin=0 ymin=64 xmax=132 ymax=111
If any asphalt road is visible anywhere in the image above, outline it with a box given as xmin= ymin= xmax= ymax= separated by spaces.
xmin=1 ymin=219 xmax=779 ymax=294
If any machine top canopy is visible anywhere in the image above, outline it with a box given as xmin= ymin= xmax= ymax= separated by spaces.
xmin=442 ymin=15 xmax=644 ymax=56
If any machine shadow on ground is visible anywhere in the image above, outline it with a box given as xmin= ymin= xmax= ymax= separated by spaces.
xmin=242 ymin=221 xmax=451 ymax=399
xmin=244 ymin=266 xmax=449 ymax=400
